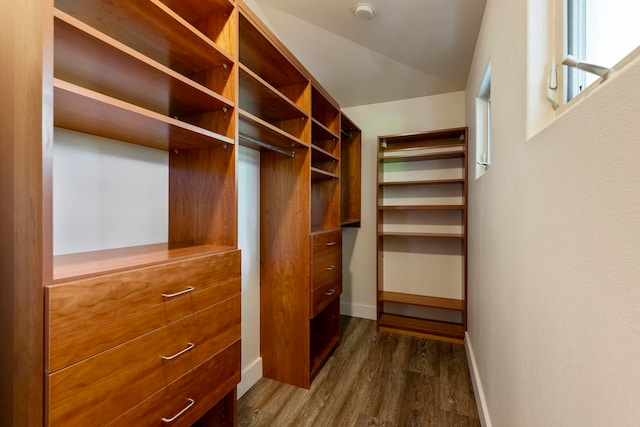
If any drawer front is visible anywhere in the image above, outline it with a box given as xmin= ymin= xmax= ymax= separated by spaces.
xmin=47 ymin=316 xmax=197 ymax=427
xmin=311 ymin=230 xmax=342 ymax=261
xmin=311 ymin=275 xmax=342 ymax=318
xmin=106 ymin=341 xmax=241 ymax=427
xmin=190 ymin=294 xmax=241 ymax=367
xmin=46 ymin=250 xmax=241 ymax=372
xmin=311 ymin=251 xmax=342 ymax=290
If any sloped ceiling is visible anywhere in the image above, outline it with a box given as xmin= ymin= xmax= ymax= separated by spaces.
xmin=251 ymin=0 xmax=487 ymax=107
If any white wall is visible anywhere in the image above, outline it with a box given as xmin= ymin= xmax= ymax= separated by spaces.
xmin=341 ymin=92 xmax=466 ymax=319
xmin=465 ymin=0 xmax=640 ymax=425
xmin=237 ymin=146 xmax=262 ymax=397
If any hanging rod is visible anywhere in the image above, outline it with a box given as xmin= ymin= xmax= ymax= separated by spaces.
xmin=340 ymin=129 xmax=352 ymax=138
xmin=239 ymin=133 xmax=295 ymax=158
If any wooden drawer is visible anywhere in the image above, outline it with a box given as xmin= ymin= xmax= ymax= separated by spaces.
xmin=46 ymin=249 xmax=240 ymax=372
xmin=311 ymin=230 xmax=342 ymax=261
xmin=47 ymin=315 xmax=196 ymax=427
xmin=46 ymin=294 xmax=241 ymax=427
xmin=311 ymin=275 xmax=342 ymax=318
xmin=311 ymin=251 xmax=342 ymax=290
xmin=106 ymin=341 xmax=241 ymax=427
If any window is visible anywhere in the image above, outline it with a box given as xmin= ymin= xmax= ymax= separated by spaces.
xmin=563 ymin=0 xmax=640 ymax=101
xmin=476 ymin=62 xmax=491 ymax=178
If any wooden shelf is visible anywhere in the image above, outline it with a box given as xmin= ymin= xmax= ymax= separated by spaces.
xmin=55 ymin=0 xmax=233 ymax=76
xmin=312 ymin=145 xmax=339 ymax=163
xmin=311 ymin=86 xmax=340 ymax=136
xmin=54 ymin=10 xmax=233 ymax=118
xmin=54 ymin=79 xmax=234 ymax=151
xmin=312 ymin=118 xmax=340 ymax=142
xmin=380 ymin=128 xmax=467 ymax=148
xmin=239 ymin=11 xmax=309 ymax=90
xmin=311 ymin=167 xmax=339 ymax=180
xmin=379 ymin=292 xmax=464 ymax=311
xmin=379 ymin=145 xmax=466 ymax=163
xmin=238 ymin=109 xmax=308 ymax=150
xmin=239 ymin=64 xmax=308 ymax=123
xmin=310 ymin=334 xmax=339 ymax=379
xmin=160 ymin=0 xmax=234 ymax=23
xmin=378 ymin=204 xmax=465 ymax=211
xmin=378 ymin=231 xmax=464 ymax=239
xmin=341 ymin=219 xmax=361 ymax=227
xmin=379 ymin=178 xmax=465 ymax=186
xmin=378 ymin=314 xmax=464 ymax=342
xmin=52 ymin=243 xmax=235 ymax=283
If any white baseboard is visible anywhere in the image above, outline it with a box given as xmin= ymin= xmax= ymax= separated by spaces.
xmin=237 ymin=356 xmax=262 ymax=399
xmin=465 ymin=332 xmax=492 ymax=427
xmin=340 ymin=301 xmax=377 ymax=320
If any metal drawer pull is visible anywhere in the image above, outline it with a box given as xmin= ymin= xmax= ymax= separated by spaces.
xmin=162 ymin=342 xmax=195 ymax=360
xmin=325 ymin=241 xmax=337 ymax=246
xmin=326 ymin=265 xmax=336 ymax=271
xmin=325 ymin=289 xmax=336 ymax=296
xmin=162 ymin=398 xmax=195 ymax=423
xmin=162 ymin=286 xmax=195 ymax=298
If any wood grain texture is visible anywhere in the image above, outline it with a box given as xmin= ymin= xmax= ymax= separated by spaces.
xmin=169 ymin=144 xmax=237 ymax=248
xmin=311 ymin=230 xmax=342 ymax=260
xmin=238 ymin=317 xmax=479 ymax=427
xmin=46 ymin=250 xmax=240 ymax=372
xmin=55 ymin=0 xmax=232 ymax=75
xmin=106 ymin=341 xmax=240 ymax=427
xmin=260 ymin=148 xmax=312 ymax=388
xmin=0 ymin=0 xmax=51 ymax=424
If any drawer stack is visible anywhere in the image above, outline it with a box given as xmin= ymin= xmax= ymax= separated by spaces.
xmin=45 ymin=250 xmax=241 ymax=427
xmin=310 ymin=230 xmax=342 ymax=318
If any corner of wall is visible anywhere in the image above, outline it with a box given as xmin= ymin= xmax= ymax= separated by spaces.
xmin=465 ymin=332 xmax=493 ymax=427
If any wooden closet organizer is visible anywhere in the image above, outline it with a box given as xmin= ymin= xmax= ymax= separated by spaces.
xmin=376 ymin=128 xmax=468 ymax=343
xmin=4 ymin=0 xmax=362 ymax=423
xmin=238 ymin=1 xmax=361 ymax=389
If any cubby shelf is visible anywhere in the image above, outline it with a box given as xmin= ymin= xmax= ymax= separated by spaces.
xmin=54 ymin=79 xmax=234 ymax=151
xmin=239 ymin=64 xmax=308 ymax=123
xmin=311 ymin=167 xmax=340 ymax=180
xmin=379 ymin=291 xmax=464 ymax=311
xmin=55 ymin=0 xmax=234 ymax=75
xmin=54 ymin=10 xmax=234 ymax=118
xmin=379 ymin=178 xmax=465 ymax=186
xmin=377 ymin=204 xmax=465 ymax=211
xmin=312 ymin=118 xmax=340 ymax=142
xmin=378 ymin=232 xmax=465 ymax=239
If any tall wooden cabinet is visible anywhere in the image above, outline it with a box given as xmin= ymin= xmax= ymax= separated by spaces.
xmin=6 ymin=0 xmax=242 ymax=425
xmin=376 ymin=128 xmax=468 ymax=343
xmin=238 ymin=2 xmax=344 ymax=389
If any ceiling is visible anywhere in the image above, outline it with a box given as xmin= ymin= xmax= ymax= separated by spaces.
xmin=251 ymin=0 xmax=487 ymax=108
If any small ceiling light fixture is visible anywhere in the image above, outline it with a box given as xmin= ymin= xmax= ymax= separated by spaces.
xmin=353 ymin=3 xmax=375 ymax=20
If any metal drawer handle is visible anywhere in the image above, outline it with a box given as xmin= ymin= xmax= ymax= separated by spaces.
xmin=162 ymin=398 xmax=195 ymax=423
xmin=162 ymin=286 xmax=195 ymax=298
xmin=326 ymin=265 xmax=335 ymax=271
xmin=325 ymin=241 xmax=337 ymax=246
xmin=162 ymin=342 xmax=195 ymax=360
xmin=325 ymin=289 xmax=336 ymax=296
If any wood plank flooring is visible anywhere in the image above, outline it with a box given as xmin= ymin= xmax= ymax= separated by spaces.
xmin=238 ymin=316 xmax=480 ymax=427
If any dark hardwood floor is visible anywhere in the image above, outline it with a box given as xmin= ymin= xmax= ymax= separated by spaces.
xmin=238 ymin=316 xmax=480 ymax=427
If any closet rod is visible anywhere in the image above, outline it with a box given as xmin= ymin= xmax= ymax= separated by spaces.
xmin=340 ymin=129 xmax=351 ymax=138
xmin=239 ymin=133 xmax=295 ymax=158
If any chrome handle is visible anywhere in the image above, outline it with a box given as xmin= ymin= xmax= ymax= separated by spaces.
xmin=325 ymin=289 xmax=336 ymax=296
xmin=325 ymin=241 xmax=337 ymax=246
xmin=162 ymin=286 xmax=195 ymax=298
xmin=162 ymin=398 xmax=195 ymax=423
xmin=326 ymin=265 xmax=335 ymax=271
xmin=162 ymin=342 xmax=195 ymax=360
